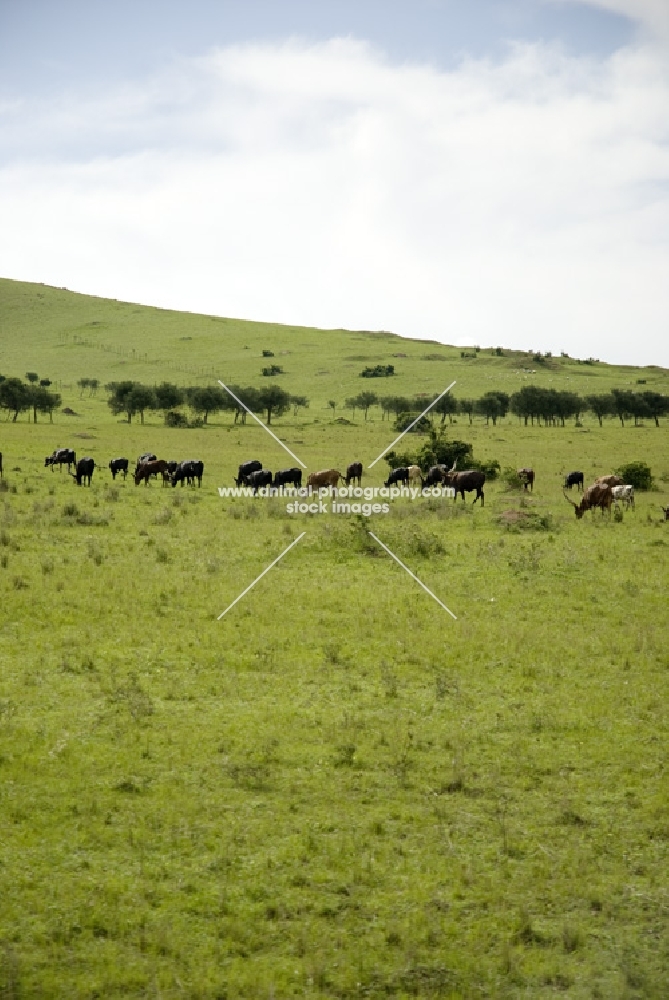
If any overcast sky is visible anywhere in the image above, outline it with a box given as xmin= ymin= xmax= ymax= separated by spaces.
xmin=1 ymin=0 xmax=668 ymax=366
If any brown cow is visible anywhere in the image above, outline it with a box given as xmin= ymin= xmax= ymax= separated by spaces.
xmin=345 ymin=462 xmax=362 ymax=486
xmin=518 ymin=467 xmax=535 ymax=491
xmin=407 ymin=464 xmax=423 ymax=485
xmin=307 ymin=469 xmax=343 ymax=491
xmin=563 ymin=483 xmax=614 ymax=519
xmin=135 ymin=459 xmax=169 ymax=485
xmin=442 ymin=460 xmax=485 ymax=506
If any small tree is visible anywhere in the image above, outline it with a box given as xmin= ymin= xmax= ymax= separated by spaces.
xmin=155 ymin=382 xmax=185 ymax=423
xmin=434 ymin=394 xmax=458 ymax=425
xmin=640 ymin=391 xmax=669 ymax=428
xmin=610 ymin=389 xmax=635 ymax=428
xmin=185 ymin=386 xmax=225 ymax=424
xmin=616 ymin=461 xmax=653 ymax=491
xmin=458 ymin=398 xmax=476 ymax=425
xmin=29 ymin=385 xmax=61 ymax=423
xmin=107 ymin=381 xmax=142 ymax=423
xmin=290 ymin=394 xmax=309 ymax=417
xmin=126 ymin=385 xmax=156 ymax=425
xmin=0 ymin=377 xmax=31 ymax=422
xmin=350 ymin=391 xmax=378 ymax=420
xmin=258 ymin=385 xmax=290 ymax=425
xmin=77 ymin=378 xmax=90 ymax=398
xmin=585 ymin=393 xmax=613 ymax=427
xmin=25 ymin=372 xmax=39 ymax=384
xmin=328 ymin=400 xmax=337 ymax=418
xmin=476 ymin=392 xmax=505 ymax=426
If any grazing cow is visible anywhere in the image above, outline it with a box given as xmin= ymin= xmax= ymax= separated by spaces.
xmin=161 ymin=460 xmax=178 ymax=485
xmin=273 ymin=468 xmax=302 ymax=489
xmin=171 ymin=460 xmax=204 ymax=488
xmin=422 ymin=465 xmax=449 ymax=488
xmin=247 ymin=469 xmax=273 ymax=494
xmin=45 ymin=448 xmax=76 ymax=472
xmin=235 ymin=460 xmax=262 ymax=486
xmin=564 ymin=471 xmax=584 ymax=491
xmin=135 ymin=459 xmax=168 ymax=486
xmin=108 ymin=457 xmax=129 ymax=480
xmin=384 ymin=467 xmax=410 ymax=488
xmin=611 ymin=485 xmax=635 ymax=509
xmin=444 ymin=468 xmax=486 ymax=506
xmin=518 ymin=467 xmax=535 ymax=491
xmin=563 ymin=483 xmax=614 ymax=519
xmin=595 ymin=475 xmax=624 ymax=488
xmin=307 ymin=469 xmax=343 ymax=491
xmin=345 ymin=462 xmax=363 ymax=487
xmin=134 ymin=453 xmax=157 ymax=478
xmin=407 ymin=465 xmax=423 ymax=486
xmin=69 ymin=456 xmax=95 ymax=486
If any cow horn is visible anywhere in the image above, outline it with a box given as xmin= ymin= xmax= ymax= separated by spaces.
xmin=562 ymin=490 xmax=577 ymax=508
xmin=450 ymin=458 xmax=457 ymax=472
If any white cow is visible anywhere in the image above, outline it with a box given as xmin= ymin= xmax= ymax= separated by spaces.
xmin=611 ymin=484 xmax=635 ymax=509
xmin=407 ymin=465 xmax=423 ymax=485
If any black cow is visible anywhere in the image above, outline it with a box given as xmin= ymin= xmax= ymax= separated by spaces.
xmin=384 ymin=467 xmax=410 ymax=488
xmin=235 ymin=460 xmax=262 ymax=486
xmin=564 ymin=471 xmax=584 ymax=492
xmin=0 ymin=451 xmax=3 ymax=477
xmin=345 ymin=462 xmax=363 ymax=486
xmin=70 ymin=457 xmax=95 ymax=486
xmin=273 ymin=468 xmax=302 ymax=489
xmin=45 ymin=448 xmax=76 ymax=472
xmin=171 ymin=460 xmax=204 ymax=487
xmin=108 ymin=457 xmax=129 ymax=480
xmin=247 ymin=469 xmax=272 ymax=494
xmin=423 ymin=465 xmax=448 ymax=488
xmin=444 ymin=467 xmax=486 ymax=506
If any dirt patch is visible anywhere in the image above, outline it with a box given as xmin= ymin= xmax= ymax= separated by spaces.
xmin=499 ymin=509 xmax=530 ymax=525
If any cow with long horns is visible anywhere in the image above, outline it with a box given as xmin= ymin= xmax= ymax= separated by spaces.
xmin=443 ymin=460 xmax=486 ymax=506
xmin=563 ymin=482 xmax=614 ymax=519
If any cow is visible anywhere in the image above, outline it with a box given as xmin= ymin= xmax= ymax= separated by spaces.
xmin=135 ymin=459 xmax=168 ymax=486
xmin=247 ymin=469 xmax=273 ymax=494
xmin=384 ymin=467 xmax=410 ymax=488
xmin=563 ymin=483 xmax=614 ymax=519
xmin=235 ymin=460 xmax=262 ymax=486
xmin=662 ymin=507 xmax=669 ymax=521
xmin=161 ymin=460 xmax=179 ymax=485
xmin=345 ymin=462 xmax=363 ymax=487
xmin=108 ymin=457 xmax=129 ymax=480
xmin=407 ymin=465 xmax=423 ymax=486
xmin=134 ymin=453 xmax=157 ymax=478
xmin=422 ymin=465 xmax=449 ymax=488
xmin=442 ymin=461 xmax=485 ymax=505
xmin=307 ymin=469 xmax=343 ymax=491
xmin=518 ymin=467 xmax=535 ymax=491
xmin=564 ymin=471 xmax=584 ymax=491
xmin=69 ymin=456 xmax=95 ymax=486
xmin=45 ymin=448 xmax=76 ymax=472
xmin=595 ymin=475 xmax=624 ymax=488
xmin=611 ymin=484 xmax=635 ymax=509
xmin=0 ymin=451 xmax=3 ymax=477
xmin=273 ymin=468 xmax=302 ymax=489
xmin=171 ymin=460 xmax=204 ymax=488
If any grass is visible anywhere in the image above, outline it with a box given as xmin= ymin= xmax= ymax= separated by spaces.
xmin=0 ymin=279 xmax=668 ymax=998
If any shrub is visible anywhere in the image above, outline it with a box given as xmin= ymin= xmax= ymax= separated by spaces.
xmin=165 ymin=410 xmax=188 ymax=428
xmin=617 ymin=461 xmax=653 ymax=490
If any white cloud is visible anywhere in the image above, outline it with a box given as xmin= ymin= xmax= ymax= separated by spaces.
xmin=1 ymin=31 xmax=668 ymax=366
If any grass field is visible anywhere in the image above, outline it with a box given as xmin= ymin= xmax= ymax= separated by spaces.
xmin=1 ymin=279 xmax=668 ymax=999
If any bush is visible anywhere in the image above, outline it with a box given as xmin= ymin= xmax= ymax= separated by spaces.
xmin=502 ymin=467 xmax=524 ymax=490
xmin=471 ymin=458 xmax=501 ymax=480
xmin=165 ymin=410 xmax=188 ymax=427
xmin=393 ymin=412 xmax=431 ymax=433
xmin=616 ymin=461 xmax=653 ymax=490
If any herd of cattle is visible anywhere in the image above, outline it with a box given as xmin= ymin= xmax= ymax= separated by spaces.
xmin=44 ymin=448 xmax=204 ymax=488
xmin=0 ymin=448 xmax=660 ymax=520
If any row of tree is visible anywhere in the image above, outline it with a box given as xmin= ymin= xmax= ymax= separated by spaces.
xmin=106 ymin=382 xmax=309 ymax=425
xmin=0 ymin=375 xmax=62 ymax=422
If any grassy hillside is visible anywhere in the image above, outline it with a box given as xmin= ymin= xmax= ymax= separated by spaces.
xmin=0 ymin=278 xmax=668 ymax=999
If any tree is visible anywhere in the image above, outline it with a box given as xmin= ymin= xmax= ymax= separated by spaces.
xmin=351 ymin=391 xmax=378 ymax=420
xmin=89 ymin=378 xmax=100 ymax=397
xmin=126 ymin=385 xmax=156 ymax=425
xmin=0 ymin=377 xmax=31 ymax=421
xmin=155 ymin=382 xmax=185 ymax=423
xmin=185 ymin=386 xmax=225 ymax=424
xmin=258 ymin=385 xmax=290 ymax=425
xmin=434 ymin=394 xmax=458 ymax=425
xmin=476 ymin=392 xmax=505 ymax=426
xmin=328 ymin=400 xmax=337 ymax=418
xmin=227 ymin=386 xmax=262 ymax=424
xmin=290 ymin=394 xmax=309 ymax=417
xmin=585 ymin=393 xmax=613 ymax=427
xmin=25 ymin=372 xmax=39 ymax=384
xmin=610 ymin=389 xmax=635 ymax=428
xmin=28 ymin=385 xmax=61 ymax=423
xmin=640 ymin=391 xmax=669 ymax=427
xmin=77 ymin=378 xmax=90 ymax=398
xmin=39 ymin=378 xmax=52 ymax=387
xmin=458 ymin=398 xmax=476 ymax=424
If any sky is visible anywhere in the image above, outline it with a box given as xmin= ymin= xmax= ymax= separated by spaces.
xmin=1 ymin=0 xmax=668 ymax=367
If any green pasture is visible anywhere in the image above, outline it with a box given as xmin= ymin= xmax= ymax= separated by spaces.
xmin=0 ymin=279 xmax=668 ymax=998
